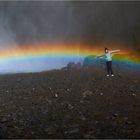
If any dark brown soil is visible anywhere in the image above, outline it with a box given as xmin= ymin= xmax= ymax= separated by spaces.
xmin=0 ymin=68 xmax=140 ymax=139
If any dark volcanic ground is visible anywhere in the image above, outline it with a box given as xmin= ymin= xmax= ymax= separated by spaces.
xmin=0 ymin=68 xmax=140 ymax=139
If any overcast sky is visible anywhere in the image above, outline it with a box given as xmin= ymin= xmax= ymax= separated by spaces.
xmin=0 ymin=1 xmax=140 ymax=49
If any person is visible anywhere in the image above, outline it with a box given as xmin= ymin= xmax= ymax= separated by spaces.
xmin=96 ymin=48 xmax=120 ymax=77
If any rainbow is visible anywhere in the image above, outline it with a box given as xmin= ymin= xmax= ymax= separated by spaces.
xmin=0 ymin=42 xmax=139 ymax=73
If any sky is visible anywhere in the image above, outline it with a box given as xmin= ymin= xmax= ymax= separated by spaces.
xmin=0 ymin=1 xmax=140 ymax=73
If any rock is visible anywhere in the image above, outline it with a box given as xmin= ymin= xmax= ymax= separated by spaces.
xmin=133 ymin=80 xmax=138 ymax=83
xmin=69 ymin=128 xmax=79 ymax=133
xmin=125 ymin=121 xmax=133 ymax=125
xmin=32 ymin=88 xmax=36 ymax=91
xmin=132 ymin=93 xmax=136 ymax=96
xmin=66 ymin=88 xmax=70 ymax=92
xmin=55 ymin=94 xmax=58 ymax=98
xmin=100 ymin=93 xmax=103 ymax=96
xmin=1 ymin=117 xmax=8 ymax=123
xmin=44 ymin=127 xmax=56 ymax=135
xmin=113 ymin=113 xmax=118 ymax=117
xmin=82 ymin=90 xmax=92 ymax=98
xmin=64 ymin=131 xmax=68 ymax=134
xmin=65 ymin=62 xmax=82 ymax=70
xmin=95 ymin=121 xmax=99 ymax=124
xmin=17 ymin=78 xmax=21 ymax=82
xmin=47 ymin=99 xmax=52 ymax=104
xmin=68 ymin=104 xmax=74 ymax=109
xmin=31 ymin=131 xmax=35 ymax=135
xmin=2 ymin=103 xmax=5 ymax=106
xmin=81 ymin=116 xmax=86 ymax=121
xmin=123 ymin=117 xmax=128 ymax=121
xmin=80 ymin=100 xmax=84 ymax=104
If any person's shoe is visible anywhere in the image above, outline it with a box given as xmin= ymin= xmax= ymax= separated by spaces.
xmin=106 ymin=74 xmax=109 ymax=77
xmin=111 ymin=74 xmax=114 ymax=76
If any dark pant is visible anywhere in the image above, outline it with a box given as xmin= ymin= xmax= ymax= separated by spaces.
xmin=106 ymin=61 xmax=113 ymax=74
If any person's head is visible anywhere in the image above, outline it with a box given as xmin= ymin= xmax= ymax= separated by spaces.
xmin=104 ymin=48 xmax=108 ymax=53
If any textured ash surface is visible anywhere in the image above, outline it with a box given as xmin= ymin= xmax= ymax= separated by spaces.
xmin=0 ymin=68 xmax=140 ymax=139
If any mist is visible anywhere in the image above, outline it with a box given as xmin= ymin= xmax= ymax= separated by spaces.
xmin=0 ymin=1 xmax=140 ymax=73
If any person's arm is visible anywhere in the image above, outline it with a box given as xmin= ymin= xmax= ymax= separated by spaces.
xmin=95 ymin=53 xmax=105 ymax=58
xmin=110 ymin=50 xmax=120 ymax=54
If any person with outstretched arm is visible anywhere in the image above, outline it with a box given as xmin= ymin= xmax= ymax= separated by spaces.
xmin=96 ymin=48 xmax=120 ymax=77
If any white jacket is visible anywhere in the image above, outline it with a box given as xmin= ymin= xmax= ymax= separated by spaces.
xmin=97 ymin=50 xmax=120 ymax=61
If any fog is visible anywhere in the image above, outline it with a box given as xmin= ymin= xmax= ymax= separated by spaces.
xmin=0 ymin=1 xmax=140 ymax=73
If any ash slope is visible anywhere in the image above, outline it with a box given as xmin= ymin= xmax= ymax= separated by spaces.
xmin=0 ymin=68 xmax=140 ymax=139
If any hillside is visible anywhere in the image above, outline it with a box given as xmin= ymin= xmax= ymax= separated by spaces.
xmin=0 ymin=68 xmax=140 ymax=138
